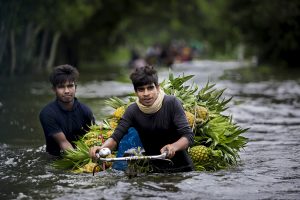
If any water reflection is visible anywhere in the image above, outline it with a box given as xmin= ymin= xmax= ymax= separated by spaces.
xmin=0 ymin=61 xmax=300 ymax=199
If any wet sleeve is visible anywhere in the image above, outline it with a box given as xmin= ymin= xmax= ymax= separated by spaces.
xmin=84 ymin=105 xmax=96 ymax=125
xmin=39 ymin=110 xmax=61 ymax=137
xmin=172 ymin=97 xmax=194 ymax=146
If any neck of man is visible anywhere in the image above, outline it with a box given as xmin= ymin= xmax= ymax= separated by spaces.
xmin=58 ymin=99 xmax=74 ymax=111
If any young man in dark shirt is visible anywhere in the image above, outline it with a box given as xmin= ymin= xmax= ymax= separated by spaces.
xmin=39 ymin=65 xmax=95 ymax=156
xmin=90 ymin=65 xmax=194 ymax=172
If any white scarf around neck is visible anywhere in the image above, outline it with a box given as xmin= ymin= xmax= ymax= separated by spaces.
xmin=136 ymin=89 xmax=165 ymax=114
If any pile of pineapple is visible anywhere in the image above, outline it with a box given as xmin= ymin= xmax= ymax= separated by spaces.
xmin=52 ymin=73 xmax=248 ymax=172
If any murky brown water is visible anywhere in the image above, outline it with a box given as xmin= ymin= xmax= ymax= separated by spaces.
xmin=0 ymin=60 xmax=299 ymax=199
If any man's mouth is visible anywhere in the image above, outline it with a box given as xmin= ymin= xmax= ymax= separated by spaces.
xmin=143 ymin=98 xmax=152 ymax=102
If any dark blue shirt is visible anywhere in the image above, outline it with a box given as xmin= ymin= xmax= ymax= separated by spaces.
xmin=39 ymin=98 xmax=95 ymax=156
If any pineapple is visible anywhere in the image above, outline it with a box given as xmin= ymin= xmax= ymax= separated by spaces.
xmin=103 ymin=154 xmax=116 ymax=168
xmin=84 ymin=138 xmax=102 ymax=147
xmin=109 ymin=119 xmax=118 ymax=129
xmin=83 ymin=124 xmax=101 ymax=140
xmin=189 ymin=145 xmax=211 ymax=164
xmin=104 ymin=130 xmax=113 ymax=138
xmin=73 ymin=154 xmax=116 ymax=173
xmin=185 ymin=111 xmax=195 ymax=127
xmin=113 ymin=106 xmax=125 ymax=120
xmin=195 ymin=106 xmax=208 ymax=123
xmin=81 ymin=162 xmax=101 ymax=173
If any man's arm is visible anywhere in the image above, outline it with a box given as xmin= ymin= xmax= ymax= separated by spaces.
xmin=160 ymin=97 xmax=194 ymax=158
xmin=160 ymin=137 xmax=189 ymax=158
xmin=173 ymin=97 xmax=194 ymax=145
xmin=52 ymin=132 xmax=74 ymax=152
xmin=89 ymin=138 xmax=117 ymax=159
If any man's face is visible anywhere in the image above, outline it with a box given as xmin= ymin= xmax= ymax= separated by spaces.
xmin=53 ymin=81 xmax=76 ymax=103
xmin=136 ymin=83 xmax=160 ymax=106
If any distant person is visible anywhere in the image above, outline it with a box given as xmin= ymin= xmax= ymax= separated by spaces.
xmin=145 ymin=44 xmax=161 ymax=66
xmin=39 ymin=64 xmax=95 ymax=157
xmin=128 ymin=49 xmax=147 ymax=69
xmin=90 ymin=65 xmax=194 ymax=173
xmin=159 ymin=44 xmax=176 ymax=67
xmin=180 ymin=46 xmax=193 ymax=62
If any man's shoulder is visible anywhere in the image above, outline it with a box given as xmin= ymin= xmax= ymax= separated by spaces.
xmin=39 ymin=101 xmax=59 ymax=120
xmin=163 ymin=94 xmax=177 ymax=103
xmin=40 ymin=101 xmax=57 ymax=113
xmin=127 ymin=102 xmax=138 ymax=110
xmin=76 ymin=100 xmax=93 ymax=113
xmin=163 ymin=95 xmax=183 ymax=110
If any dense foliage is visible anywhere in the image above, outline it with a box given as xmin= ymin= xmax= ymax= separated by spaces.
xmin=1 ymin=0 xmax=299 ymax=76
xmin=225 ymin=0 xmax=300 ymax=67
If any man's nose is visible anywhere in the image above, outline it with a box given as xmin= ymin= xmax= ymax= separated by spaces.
xmin=64 ymin=86 xmax=70 ymax=92
xmin=143 ymin=89 xmax=150 ymax=95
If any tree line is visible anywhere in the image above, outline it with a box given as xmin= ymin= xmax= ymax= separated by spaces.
xmin=0 ymin=0 xmax=299 ymax=76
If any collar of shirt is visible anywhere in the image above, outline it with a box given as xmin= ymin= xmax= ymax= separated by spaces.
xmin=56 ymin=97 xmax=78 ymax=112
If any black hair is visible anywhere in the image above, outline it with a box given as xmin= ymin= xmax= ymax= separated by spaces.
xmin=49 ymin=64 xmax=79 ymax=87
xmin=130 ymin=65 xmax=158 ymax=91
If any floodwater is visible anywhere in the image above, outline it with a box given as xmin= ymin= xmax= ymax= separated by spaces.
xmin=0 ymin=60 xmax=299 ymax=199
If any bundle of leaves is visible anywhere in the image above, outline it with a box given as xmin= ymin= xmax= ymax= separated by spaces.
xmin=160 ymin=73 xmax=248 ymax=171
xmin=52 ymin=124 xmax=114 ymax=173
xmin=52 ymin=72 xmax=248 ymax=172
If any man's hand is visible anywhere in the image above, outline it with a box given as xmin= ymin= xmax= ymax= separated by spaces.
xmin=160 ymin=137 xmax=190 ymax=159
xmin=89 ymin=146 xmax=102 ymax=160
xmin=89 ymin=138 xmax=118 ymax=160
xmin=160 ymin=144 xmax=176 ymax=158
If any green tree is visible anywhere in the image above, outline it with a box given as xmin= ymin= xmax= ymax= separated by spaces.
xmin=225 ymin=0 xmax=300 ymax=67
xmin=0 ymin=0 xmax=98 ymax=76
